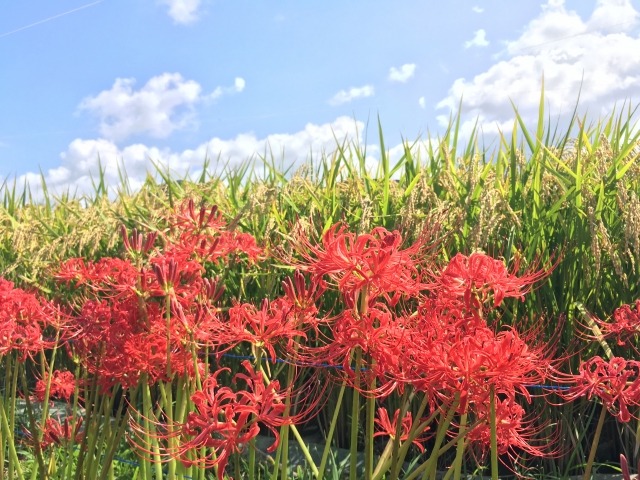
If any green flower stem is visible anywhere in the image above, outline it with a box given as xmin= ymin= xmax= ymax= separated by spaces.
xmin=365 ymin=376 xmax=376 ymax=480
xmin=583 ymin=404 xmax=608 ymax=480
xmin=158 ymin=381 xmax=176 ymax=480
xmin=398 ymin=392 xmax=435 ymax=479
xmin=98 ymin=386 xmax=137 ymax=480
xmin=451 ymin=411 xmax=468 ymax=480
xmin=278 ymin=357 xmax=297 ymax=480
xmin=404 ymin=433 xmax=465 ymax=480
xmin=3 ymin=354 xmax=20 ymax=480
xmin=249 ymin=347 xmax=262 ymax=480
xmin=0 ymin=397 xmax=24 ymax=480
xmin=317 ymin=380 xmax=347 ymax=480
xmin=349 ymin=348 xmax=362 ymax=480
xmin=419 ymin=396 xmax=460 ymax=480
xmin=19 ymin=363 xmax=46 ymax=480
xmin=258 ymin=364 xmax=319 ymax=478
xmin=161 ymin=293 xmax=177 ymax=480
xmin=372 ymin=387 xmax=413 ymax=480
xmin=290 ymin=418 xmax=320 ymax=477
xmin=142 ymin=378 xmax=164 ymax=480
xmin=391 ymin=388 xmax=415 ymax=476
xmin=490 ymin=387 xmax=498 ymax=480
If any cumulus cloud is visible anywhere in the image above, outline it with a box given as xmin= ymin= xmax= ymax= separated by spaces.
xmin=472 ymin=6 xmax=484 ymax=13
xmin=329 ymin=85 xmax=375 ymax=106
xmin=418 ymin=97 xmax=426 ymax=109
xmin=464 ymin=29 xmax=489 ymax=48
xmin=437 ymin=0 xmax=640 ymax=138
xmin=78 ymin=73 xmax=244 ymax=142
xmin=18 ymin=116 xmax=366 ymax=200
xmin=159 ymin=0 xmax=202 ymax=25
xmin=389 ymin=63 xmax=417 ymax=83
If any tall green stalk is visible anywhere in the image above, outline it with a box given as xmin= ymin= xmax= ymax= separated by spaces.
xmin=583 ymin=405 xmax=608 ymax=480
xmin=490 ymin=387 xmax=498 ymax=480
xmin=451 ymin=412 xmax=468 ymax=480
xmin=349 ymin=348 xmax=362 ymax=480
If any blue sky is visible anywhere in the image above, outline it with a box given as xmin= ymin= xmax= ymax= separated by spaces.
xmin=1 ymin=0 xmax=639 ymax=197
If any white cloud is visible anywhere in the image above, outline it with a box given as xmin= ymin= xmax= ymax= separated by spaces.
xmin=159 ymin=0 xmax=202 ymax=25
xmin=437 ymin=0 xmax=640 ymax=138
xmin=329 ymin=85 xmax=375 ymax=106
xmin=464 ymin=29 xmax=489 ymax=48
xmin=17 ymin=117 xmax=366 ymax=200
xmin=78 ymin=73 xmax=243 ymax=142
xmin=389 ymin=63 xmax=417 ymax=83
xmin=472 ymin=6 xmax=484 ymax=14
xmin=209 ymin=76 xmax=246 ymax=101
xmin=234 ymin=77 xmax=246 ymax=92
xmin=589 ymin=0 xmax=639 ymax=33
xmin=418 ymin=96 xmax=426 ymax=109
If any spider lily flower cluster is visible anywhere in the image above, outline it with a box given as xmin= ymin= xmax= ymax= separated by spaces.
xmin=0 ymin=199 xmax=636 ymax=480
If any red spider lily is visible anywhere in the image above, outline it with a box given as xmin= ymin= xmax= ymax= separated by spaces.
xmin=227 ymin=299 xmax=306 ymax=362
xmin=65 ymin=297 xmax=169 ymax=390
xmin=280 ymin=270 xmax=326 ymax=329
xmin=24 ymin=416 xmax=84 ymax=450
xmin=410 ymin=320 xmax=551 ymax=414
xmin=306 ymin=304 xmax=405 ymax=397
xmin=132 ymin=362 xmax=291 ymax=479
xmin=373 ymin=407 xmax=429 ymax=452
xmin=121 ymin=226 xmax=157 ymax=258
xmin=56 ymin=257 xmax=142 ymax=297
xmin=34 ymin=370 xmax=77 ymax=402
xmin=168 ymin=199 xmax=263 ymax=263
xmin=561 ymin=356 xmax=640 ymax=423
xmin=466 ymin=396 xmax=556 ymax=465
xmin=435 ymin=252 xmax=549 ymax=310
xmin=58 ymin=242 xmax=226 ymax=390
xmin=41 ymin=417 xmax=84 ymax=449
xmin=150 ymin=254 xmax=204 ymax=298
xmin=594 ymin=300 xmax=640 ymax=346
xmin=173 ymin=199 xmax=227 ymax=233
xmin=291 ymin=223 xmax=430 ymax=306
xmin=0 ymin=277 xmax=52 ymax=360
xmin=233 ymin=360 xmax=289 ymax=431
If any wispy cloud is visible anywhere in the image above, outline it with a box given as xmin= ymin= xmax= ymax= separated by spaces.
xmin=472 ymin=6 xmax=484 ymax=14
xmin=78 ymin=73 xmax=245 ymax=142
xmin=0 ymin=0 xmax=105 ymax=39
xmin=159 ymin=0 xmax=202 ymax=25
xmin=418 ymin=97 xmax=426 ymax=109
xmin=389 ymin=63 xmax=417 ymax=83
xmin=329 ymin=85 xmax=374 ymax=106
xmin=464 ymin=29 xmax=489 ymax=48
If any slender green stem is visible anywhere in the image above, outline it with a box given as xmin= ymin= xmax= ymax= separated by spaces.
xmin=0 ymin=397 xmax=24 ymax=480
xmin=451 ymin=411 xmax=468 ymax=480
xmin=349 ymin=348 xmax=362 ymax=480
xmin=258 ymin=368 xmax=319 ymax=477
xmin=317 ymin=381 xmax=347 ymax=480
xmin=420 ymin=396 xmax=460 ymax=480
xmin=279 ymin=358 xmax=297 ymax=480
xmin=365 ymin=379 xmax=375 ymax=479
xmin=249 ymin=347 xmax=262 ymax=480
xmin=490 ymin=387 xmax=498 ymax=480
xmin=372 ymin=387 xmax=413 ymax=480
xmin=583 ymin=404 xmax=607 ymax=480
xmin=142 ymin=379 xmax=164 ymax=480
xmin=19 ymin=363 xmax=47 ymax=480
